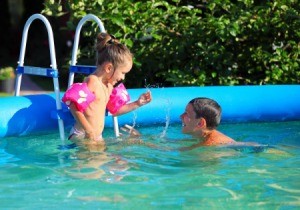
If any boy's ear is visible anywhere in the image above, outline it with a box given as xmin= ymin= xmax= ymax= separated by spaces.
xmin=197 ymin=118 xmax=206 ymax=128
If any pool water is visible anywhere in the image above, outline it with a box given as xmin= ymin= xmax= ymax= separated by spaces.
xmin=0 ymin=121 xmax=299 ymax=209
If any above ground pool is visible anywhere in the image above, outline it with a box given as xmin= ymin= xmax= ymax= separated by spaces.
xmin=0 ymin=85 xmax=300 ymax=138
xmin=0 ymin=85 xmax=300 ymax=209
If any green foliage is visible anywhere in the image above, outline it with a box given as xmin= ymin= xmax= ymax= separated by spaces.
xmin=43 ymin=0 xmax=300 ymax=87
xmin=0 ymin=67 xmax=15 ymax=80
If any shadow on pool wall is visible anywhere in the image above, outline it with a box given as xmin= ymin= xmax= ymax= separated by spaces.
xmin=0 ymin=85 xmax=300 ymax=138
xmin=2 ymin=94 xmax=74 ymax=137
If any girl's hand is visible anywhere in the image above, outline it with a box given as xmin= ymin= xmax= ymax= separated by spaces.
xmin=137 ymin=91 xmax=152 ymax=106
xmin=85 ymin=130 xmax=96 ymax=141
xmin=120 ymin=124 xmax=141 ymax=137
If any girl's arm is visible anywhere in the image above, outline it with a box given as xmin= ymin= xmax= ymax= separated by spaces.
xmin=69 ymin=103 xmax=96 ymax=140
xmin=113 ymin=91 xmax=152 ymax=116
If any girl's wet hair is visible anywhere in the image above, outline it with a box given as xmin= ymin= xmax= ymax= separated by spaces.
xmin=95 ymin=33 xmax=133 ymax=68
xmin=189 ymin=97 xmax=221 ymax=129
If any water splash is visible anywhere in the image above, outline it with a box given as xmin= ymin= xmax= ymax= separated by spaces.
xmin=144 ymin=79 xmax=171 ymax=139
xmin=144 ymin=78 xmax=161 ymax=89
xmin=131 ymin=111 xmax=137 ymax=129
xmin=159 ymin=98 xmax=171 ymax=139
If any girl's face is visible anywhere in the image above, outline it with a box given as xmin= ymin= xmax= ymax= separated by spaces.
xmin=108 ymin=59 xmax=133 ymax=86
xmin=180 ymin=103 xmax=200 ymax=134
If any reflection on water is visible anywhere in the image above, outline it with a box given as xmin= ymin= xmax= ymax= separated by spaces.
xmin=0 ymin=121 xmax=299 ymax=209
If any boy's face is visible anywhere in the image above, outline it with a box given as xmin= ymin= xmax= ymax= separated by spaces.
xmin=180 ymin=103 xmax=201 ymax=134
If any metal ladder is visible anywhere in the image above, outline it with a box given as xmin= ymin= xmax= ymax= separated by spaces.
xmin=14 ymin=14 xmax=65 ymax=141
xmin=67 ymin=14 xmax=120 ymax=137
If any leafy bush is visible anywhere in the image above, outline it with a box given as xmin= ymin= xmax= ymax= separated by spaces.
xmin=0 ymin=67 xmax=15 ymax=80
xmin=43 ymin=0 xmax=300 ymax=87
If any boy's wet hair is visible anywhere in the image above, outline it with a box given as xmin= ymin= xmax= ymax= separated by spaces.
xmin=189 ymin=97 xmax=221 ymax=129
xmin=95 ymin=33 xmax=133 ymax=68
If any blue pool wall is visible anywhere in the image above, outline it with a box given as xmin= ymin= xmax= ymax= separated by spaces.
xmin=0 ymin=85 xmax=300 ymax=138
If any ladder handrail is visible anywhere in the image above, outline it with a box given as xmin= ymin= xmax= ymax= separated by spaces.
xmin=15 ymin=14 xmax=65 ymax=141
xmin=71 ymin=14 xmax=105 ymax=66
xmin=18 ymin=14 xmax=57 ymax=69
xmin=68 ymin=14 xmax=105 ymax=88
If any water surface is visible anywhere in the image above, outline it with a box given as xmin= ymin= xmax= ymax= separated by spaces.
xmin=0 ymin=121 xmax=299 ymax=209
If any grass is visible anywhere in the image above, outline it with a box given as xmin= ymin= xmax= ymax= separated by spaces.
xmin=0 ymin=92 xmax=12 ymax=97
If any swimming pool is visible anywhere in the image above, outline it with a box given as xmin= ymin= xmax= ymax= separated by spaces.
xmin=1 ymin=121 xmax=299 ymax=209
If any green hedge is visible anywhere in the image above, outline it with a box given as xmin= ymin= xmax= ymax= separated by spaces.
xmin=43 ymin=0 xmax=300 ymax=87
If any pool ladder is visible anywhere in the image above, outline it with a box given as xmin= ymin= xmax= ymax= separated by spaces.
xmin=14 ymin=14 xmax=121 ymax=140
xmin=67 ymin=14 xmax=121 ymax=137
xmin=14 ymin=14 xmax=65 ymax=141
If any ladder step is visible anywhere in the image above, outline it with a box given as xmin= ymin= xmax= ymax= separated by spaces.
xmin=70 ymin=65 xmax=96 ymax=74
xmin=17 ymin=66 xmax=58 ymax=78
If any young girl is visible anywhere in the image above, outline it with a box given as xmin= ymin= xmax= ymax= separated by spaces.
xmin=62 ymin=33 xmax=152 ymax=150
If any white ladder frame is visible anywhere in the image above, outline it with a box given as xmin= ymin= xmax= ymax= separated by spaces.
xmin=14 ymin=14 xmax=65 ymax=141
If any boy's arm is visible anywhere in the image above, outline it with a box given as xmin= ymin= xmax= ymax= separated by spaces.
xmin=119 ymin=124 xmax=171 ymax=150
xmin=178 ymin=142 xmax=203 ymax=151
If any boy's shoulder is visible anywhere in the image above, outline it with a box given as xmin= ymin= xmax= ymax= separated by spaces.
xmin=204 ymin=130 xmax=235 ymax=146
